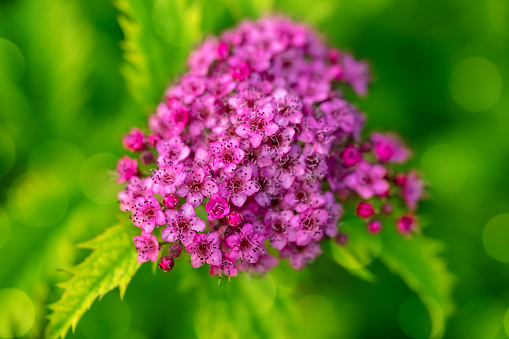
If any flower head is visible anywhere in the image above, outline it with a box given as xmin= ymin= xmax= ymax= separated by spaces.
xmin=116 ymin=16 xmax=425 ymax=278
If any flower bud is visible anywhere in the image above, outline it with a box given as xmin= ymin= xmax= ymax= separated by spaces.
xmin=356 ymin=202 xmax=374 ymax=218
xmin=367 ymin=220 xmax=382 ymax=234
xmin=162 ymin=194 xmax=179 ymax=208
xmin=159 ymin=256 xmax=174 ymax=272
xmin=169 ymin=243 xmax=182 ymax=258
xmin=335 ymin=232 xmax=349 ymax=246
xmin=227 ymin=212 xmax=243 ymax=227
xmin=397 ymin=215 xmax=416 ymax=235
xmin=140 ymin=150 xmax=154 ymax=165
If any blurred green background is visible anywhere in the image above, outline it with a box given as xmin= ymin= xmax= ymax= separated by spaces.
xmin=1 ymin=0 xmax=508 ymax=338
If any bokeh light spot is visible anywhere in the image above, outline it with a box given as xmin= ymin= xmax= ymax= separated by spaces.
xmin=79 ymin=153 xmax=119 ymax=204
xmin=0 ymin=82 xmax=29 ymax=134
xmin=0 ymin=208 xmax=11 ymax=249
xmin=239 ymin=274 xmax=277 ymax=314
xmin=0 ymin=38 xmax=25 ymax=83
xmin=421 ymin=143 xmax=470 ymax=192
xmin=0 ymin=288 xmax=36 ymax=339
xmin=0 ymin=129 xmax=15 ymax=177
xmin=450 ymin=57 xmax=502 ymax=112
xmin=398 ymin=296 xmax=432 ymax=339
xmin=8 ymin=172 xmax=68 ymax=227
xmin=28 ymin=139 xmax=85 ymax=192
xmin=503 ymin=306 xmax=509 ymax=337
xmin=296 ymin=295 xmax=337 ymax=337
xmin=483 ymin=214 xmax=509 ymax=263
xmin=78 ymin=292 xmax=131 ymax=339
xmin=152 ymin=0 xmax=202 ymax=47
xmin=488 ymin=0 xmax=509 ymax=38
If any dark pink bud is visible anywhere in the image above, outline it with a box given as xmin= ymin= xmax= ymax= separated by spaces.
xmin=395 ymin=173 xmax=407 ymax=186
xmin=356 ymin=202 xmax=374 ymax=218
xmin=159 ymin=256 xmax=174 ymax=272
xmin=147 ymin=134 xmax=161 ymax=147
xmin=218 ymin=225 xmax=235 ymax=240
xmin=367 ymin=220 xmax=382 ymax=234
xmin=335 ymin=232 xmax=349 ymax=245
xmin=359 ymin=140 xmax=373 ymax=152
xmin=397 ymin=215 xmax=416 ymax=235
xmin=218 ymin=41 xmax=229 ymax=59
xmin=227 ymin=212 xmax=243 ymax=226
xmin=122 ymin=128 xmax=145 ymax=151
xmin=341 ymin=144 xmax=362 ymax=167
xmin=140 ymin=150 xmax=154 ymax=165
xmin=382 ymin=203 xmax=393 ymax=214
xmin=169 ymin=243 xmax=182 ymax=258
xmin=162 ymin=193 xmax=179 ymax=208
xmin=328 ymin=48 xmax=341 ymax=63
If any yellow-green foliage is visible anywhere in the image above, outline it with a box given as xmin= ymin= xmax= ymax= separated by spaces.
xmin=46 ymin=224 xmax=140 ymax=339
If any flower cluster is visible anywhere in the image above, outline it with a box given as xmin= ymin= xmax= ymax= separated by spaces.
xmin=117 ymin=17 xmax=424 ymax=278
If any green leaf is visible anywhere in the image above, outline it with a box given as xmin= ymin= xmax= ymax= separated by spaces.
xmin=115 ymin=0 xmax=275 ymax=111
xmin=333 ymin=218 xmax=455 ymax=338
xmin=45 ymin=223 xmax=141 ymax=339
xmin=378 ymin=225 xmax=455 ymax=338
xmin=115 ymin=0 xmax=203 ymax=110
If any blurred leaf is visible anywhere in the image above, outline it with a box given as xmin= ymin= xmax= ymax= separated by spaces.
xmin=336 ymin=218 xmax=455 ymax=338
xmin=46 ymin=223 xmax=140 ymax=339
xmin=379 ymin=226 xmax=455 ymax=338
xmin=115 ymin=0 xmax=201 ymax=110
xmin=330 ymin=241 xmax=377 ymax=282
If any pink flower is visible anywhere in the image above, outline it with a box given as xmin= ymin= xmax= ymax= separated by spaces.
xmin=344 ymin=162 xmax=390 ymax=199
xmin=161 ymin=203 xmax=206 ymax=247
xmin=280 ymin=241 xmax=322 ymax=270
xmin=371 ymin=132 xmax=411 ymax=164
xmin=132 ymin=196 xmax=166 ymax=234
xmin=122 ymin=128 xmax=145 ymax=151
xmin=229 ymin=57 xmax=250 ymax=80
xmin=152 ymin=163 xmax=187 ymax=195
xmin=118 ymin=176 xmax=153 ymax=211
xmin=341 ymin=144 xmax=362 ymax=167
xmin=209 ymin=258 xmax=238 ymax=277
xmin=289 ymin=209 xmax=328 ymax=246
xmin=264 ymin=210 xmax=293 ymax=250
xmin=117 ymin=156 xmax=138 ymax=183
xmin=234 ymin=106 xmax=279 ymax=148
xmin=206 ymin=193 xmax=230 ymax=221
xmin=150 ymin=100 xmax=188 ymax=138
xmin=176 ymin=167 xmax=219 ymax=207
xmin=218 ymin=166 xmax=260 ymax=207
xmin=322 ymin=191 xmax=342 ymax=238
xmin=186 ymin=232 xmax=222 ymax=268
xmin=342 ymin=54 xmax=371 ymax=96
xmin=402 ymin=171 xmax=424 ymax=211
xmin=225 ymin=223 xmax=266 ymax=264
xmin=283 ymin=181 xmax=326 ymax=213
xmin=133 ymin=233 xmax=159 ymax=263
xmin=210 ymin=137 xmax=245 ymax=172
xmin=155 ymin=136 xmax=190 ymax=165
